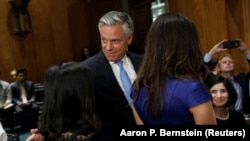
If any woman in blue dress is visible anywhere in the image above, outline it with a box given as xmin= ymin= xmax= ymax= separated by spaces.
xmin=131 ymin=13 xmax=217 ymax=125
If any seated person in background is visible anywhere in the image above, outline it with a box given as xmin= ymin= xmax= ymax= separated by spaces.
xmin=10 ymin=68 xmax=39 ymax=125
xmin=0 ymin=80 xmax=14 ymax=129
xmin=203 ymin=39 xmax=250 ymax=114
xmin=26 ymin=62 xmax=101 ymax=141
xmin=205 ymin=75 xmax=246 ymax=126
xmin=10 ymin=69 xmax=17 ymax=83
xmin=81 ymin=46 xmax=94 ymax=61
xmin=0 ymin=80 xmax=13 ymax=110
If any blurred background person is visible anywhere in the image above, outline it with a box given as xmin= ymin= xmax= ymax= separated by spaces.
xmin=81 ymin=46 xmax=94 ymax=61
xmin=205 ymin=75 xmax=246 ymax=126
xmin=10 ymin=69 xmax=17 ymax=83
xmin=0 ymin=79 xmax=14 ymax=131
xmin=0 ymin=80 xmax=13 ymax=110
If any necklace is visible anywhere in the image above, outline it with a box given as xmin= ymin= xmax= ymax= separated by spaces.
xmin=215 ymin=109 xmax=229 ymax=120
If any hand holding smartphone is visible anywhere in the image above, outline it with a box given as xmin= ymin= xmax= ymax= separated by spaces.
xmin=223 ymin=40 xmax=240 ymax=49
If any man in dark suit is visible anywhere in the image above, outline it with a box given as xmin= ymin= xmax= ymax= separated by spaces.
xmin=82 ymin=11 xmax=142 ymax=141
xmin=10 ymin=69 xmax=39 ymax=127
xmin=25 ymin=11 xmax=142 ymax=141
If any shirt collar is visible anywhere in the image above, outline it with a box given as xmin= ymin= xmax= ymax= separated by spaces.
xmin=109 ymin=54 xmax=128 ymax=65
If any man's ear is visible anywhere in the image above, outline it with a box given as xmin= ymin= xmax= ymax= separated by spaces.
xmin=128 ymin=35 xmax=133 ymax=45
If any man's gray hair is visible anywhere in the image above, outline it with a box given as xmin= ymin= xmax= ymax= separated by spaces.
xmin=98 ymin=11 xmax=134 ymax=37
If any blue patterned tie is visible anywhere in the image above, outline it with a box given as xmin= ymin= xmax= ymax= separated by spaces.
xmin=116 ymin=60 xmax=132 ymax=104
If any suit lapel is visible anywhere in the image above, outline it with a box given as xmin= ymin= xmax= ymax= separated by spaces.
xmin=96 ymin=52 xmax=121 ymax=90
xmin=127 ymin=51 xmax=141 ymax=73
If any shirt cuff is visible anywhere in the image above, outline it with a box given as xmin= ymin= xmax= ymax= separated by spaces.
xmin=246 ymin=52 xmax=250 ymax=61
xmin=204 ymin=53 xmax=212 ymax=63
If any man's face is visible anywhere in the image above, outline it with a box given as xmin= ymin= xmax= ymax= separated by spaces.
xmin=100 ymin=23 xmax=133 ymax=62
xmin=16 ymin=73 xmax=25 ymax=83
xmin=218 ymin=56 xmax=234 ymax=73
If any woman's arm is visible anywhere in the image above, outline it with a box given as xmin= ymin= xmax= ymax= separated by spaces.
xmin=131 ymin=105 xmax=144 ymax=125
xmin=190 ymin=101 xmax=217 ymax=125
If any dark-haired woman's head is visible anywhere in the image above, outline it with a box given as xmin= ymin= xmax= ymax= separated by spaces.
xmin=139 ymin=13 xmax=208 ymax=82
xmin=134 ymin=13 xmax=209 ymax=118
xmin=205 ymin=75 xmax=237 ymax=107
xmin=38 ymin=62 xmax=101 ymax=139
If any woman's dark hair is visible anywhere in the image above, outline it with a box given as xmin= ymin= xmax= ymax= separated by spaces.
xmin=133 ymin=13 xmax=208 ymax=118
xmin=38 ymin=62 xmax=101 ymax=139
xmin=205 ymin=75 xmax=237 ymax=107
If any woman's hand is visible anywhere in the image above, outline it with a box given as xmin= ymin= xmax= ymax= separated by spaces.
xmin=26 ymin=129 xmax=45 ymax=141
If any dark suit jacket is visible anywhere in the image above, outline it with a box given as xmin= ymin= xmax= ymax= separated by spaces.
xmin=82 ymin=51 xmax=142 ymax=141
xmin=10 ymin=80 xmax=35 ymax=104
xmin=244 ymin=72 xmax=250 ymax=114
xmin=235 ymin=71 xmax=250 ymax=114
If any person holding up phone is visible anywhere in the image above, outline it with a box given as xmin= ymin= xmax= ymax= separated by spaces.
xmin=222 ymin=40 xmax=240 ymax=49
xmin=203 ymin=39 xmax=250 ymax=115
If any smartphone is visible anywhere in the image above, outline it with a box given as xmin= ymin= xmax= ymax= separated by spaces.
xmin=223 ymin=40 xmax=240 ymax=49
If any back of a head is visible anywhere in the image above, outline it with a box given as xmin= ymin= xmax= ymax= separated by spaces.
xmin=39 ymin=62 xmax=100 ymax=138
xmin=43 ymin=61 xmax=95 ymax=116
xmin=10 ymin=69 xmax=17 ymax=81
xmin=10 ymin=69 xmax=17 ymax=76
xmin=134 ymin=13 xmax=208 ymax=118
xmin=141 ymin=12 xmax=207 ymax=80
xmin=98 ymin=10 xmax=134 ymax=37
